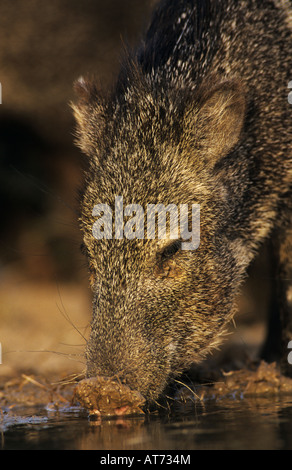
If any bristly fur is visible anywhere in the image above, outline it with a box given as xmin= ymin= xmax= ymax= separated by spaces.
xmin=72 ymin=0 xmax=292 ymax=401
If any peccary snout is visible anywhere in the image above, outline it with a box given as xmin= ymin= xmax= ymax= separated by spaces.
xmin=85 ymin=314 xmax=173 ymax=401
xmin=84 ymin=241 xmax=180 ymax=401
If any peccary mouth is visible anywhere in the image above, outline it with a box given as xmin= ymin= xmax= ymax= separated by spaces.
xmin=73 ymin=376 xmax=146 ymax=417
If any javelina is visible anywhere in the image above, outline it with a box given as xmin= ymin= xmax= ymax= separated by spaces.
xmin=72 ymin=0 xmax=292 ymax=403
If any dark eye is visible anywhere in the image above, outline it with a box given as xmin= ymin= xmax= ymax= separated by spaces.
xmin=154 ymin=240 xmax=183 ymax=279
xmin=160 ymin=240 xmax=181 ymax=262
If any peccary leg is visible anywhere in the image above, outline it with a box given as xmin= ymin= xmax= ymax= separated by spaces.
xmin=261 ymin=211 xmax=292 ymax=375
xmin=277 ymin=212 xmax=292 ymax=377
xmin=260 ymin=239 xmax=282 ymax=362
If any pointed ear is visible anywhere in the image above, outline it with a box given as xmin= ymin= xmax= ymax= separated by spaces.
xmin=71 ymin=77 xmax=105 ymax=156
xmin=185 ymin=80 xmax=246 ymax=165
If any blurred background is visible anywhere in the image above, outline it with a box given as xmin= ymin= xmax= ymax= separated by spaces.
xmin=0 ymin=0 xmax=156 ymax=378
xmin=0 ymin=0 xmax=272 ymax=381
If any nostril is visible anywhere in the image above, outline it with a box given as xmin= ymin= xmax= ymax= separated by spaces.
xmin=73 ymin=376 xmax=146 ymax=417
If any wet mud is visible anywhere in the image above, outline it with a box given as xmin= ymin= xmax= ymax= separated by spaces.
xmin=1 ymin=361 xmax=292 ymax=420
xmin=73 ymin=376 xmax=145 ymax=417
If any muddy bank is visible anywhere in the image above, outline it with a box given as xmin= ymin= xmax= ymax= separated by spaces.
xmin=1 ymin=361 xmax=292 ymax=419
xmin=176 ymin=361 xmax=292 ymax=403
xmin=0 ymin=373 xmax=79 ymax=411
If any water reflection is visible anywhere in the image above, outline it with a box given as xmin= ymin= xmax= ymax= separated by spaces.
xmin=2 ymin=396 xmax=292 ymax=450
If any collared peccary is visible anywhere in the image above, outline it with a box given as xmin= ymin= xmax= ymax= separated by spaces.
xmin=72 ymin=0 xmax=292 ymax=402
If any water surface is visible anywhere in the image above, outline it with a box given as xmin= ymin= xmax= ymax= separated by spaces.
xmin=2 ymin=396 xmax=292 ymax=450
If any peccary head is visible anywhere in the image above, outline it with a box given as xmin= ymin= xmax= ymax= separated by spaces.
xmin=72 ymin=69 xmax=246 ymax=401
